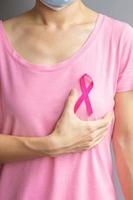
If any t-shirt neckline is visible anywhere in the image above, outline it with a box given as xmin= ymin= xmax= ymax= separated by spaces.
xmin=0 ymin=13 xmax=105 ymax=73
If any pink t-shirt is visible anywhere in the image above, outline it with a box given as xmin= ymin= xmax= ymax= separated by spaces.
xmin=0 ymin=13 xmax=133 ymax=200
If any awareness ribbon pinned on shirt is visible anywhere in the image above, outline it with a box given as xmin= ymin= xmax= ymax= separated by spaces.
xmin=74 ymin=73 xmax=94 ymax=116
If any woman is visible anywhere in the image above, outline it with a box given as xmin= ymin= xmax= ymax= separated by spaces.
xmin=0 ymin=0 xmax=133 ymax=199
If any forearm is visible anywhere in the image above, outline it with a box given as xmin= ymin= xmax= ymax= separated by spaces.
xmin=0 ymin=133 xmax=54 ymax=164
xmin=112 ymin=137 xmax=133 ymax=200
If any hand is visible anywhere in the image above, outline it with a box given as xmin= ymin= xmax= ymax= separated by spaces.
xmin=48 ymin=89 xmax=114 ymax=157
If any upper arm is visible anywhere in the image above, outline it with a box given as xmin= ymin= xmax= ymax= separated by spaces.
xmin=112 ymin=91 xmax=133 ymax=143
xmin=112 ymin=23 xmax=133 ymax=143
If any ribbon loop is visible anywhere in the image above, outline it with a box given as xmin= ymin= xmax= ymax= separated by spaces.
xmin=74 ymin=73 xmax=94 ymax=116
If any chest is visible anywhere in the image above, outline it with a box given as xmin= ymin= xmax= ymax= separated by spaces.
xmin=0 ymin=22 xmax=117 ymax=135
xmin=0 ymin=52 xmax=116 ymax=135
xmin=5 ymin=23 xmax=94 ymax=66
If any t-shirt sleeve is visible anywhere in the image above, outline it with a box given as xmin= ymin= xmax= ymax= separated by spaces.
xmin=116 ymin=23 xmax=133 ymax=92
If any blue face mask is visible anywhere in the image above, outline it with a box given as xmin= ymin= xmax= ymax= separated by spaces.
xmin=40 ymin=0 xmax=75 ymax=11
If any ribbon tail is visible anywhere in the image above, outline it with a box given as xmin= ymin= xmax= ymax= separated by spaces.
xmin=85 ymin=97 xmax=93 ymax=116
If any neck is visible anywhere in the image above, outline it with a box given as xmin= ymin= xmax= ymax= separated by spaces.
xmin=31 ymin=0 xmax=91 ymax=29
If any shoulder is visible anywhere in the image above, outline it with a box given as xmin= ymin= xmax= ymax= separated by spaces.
xmin=102 ymin=14 xmax=133 ymax=44
xmin=0 ymin=10 xmax=34 ymax=44
xmin=0 ymin=9 xmax=34 ymax=34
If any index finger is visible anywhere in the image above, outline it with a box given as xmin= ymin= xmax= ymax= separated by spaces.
xmin=86 ymin=112 xmax=114 ymax=128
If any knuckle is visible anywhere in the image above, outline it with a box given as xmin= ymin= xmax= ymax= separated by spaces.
xmin=87 ymin=125 xmax=93 ymax=132
xmin=83 ymin=143 xmax=90 ymax=149
xmin=88 ymin=134 xmax=94 ymax=142
xmin=101 ymin=118 xmax=107 ymax=125
xmin=102 ymin=127 xmax=108 ymax=133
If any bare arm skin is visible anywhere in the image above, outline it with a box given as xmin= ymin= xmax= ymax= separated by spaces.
xmin=0 ymin=134 xmax=55 ymax=164
xmin=0 ymin=89 xmax=113 ymax=164
xmin=112 ymin=90 xmax=133 ymax=200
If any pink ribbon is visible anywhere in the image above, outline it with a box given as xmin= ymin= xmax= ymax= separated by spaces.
xmin=74 ymin=73 xmax=94 ymax=116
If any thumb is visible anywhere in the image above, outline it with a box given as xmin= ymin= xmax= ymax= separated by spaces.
xmin=65 ymin=88 xmax=79 ymax=113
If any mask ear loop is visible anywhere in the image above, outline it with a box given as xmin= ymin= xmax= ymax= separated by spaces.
xmin=74 ymin=73 xmax=94 ymax=116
